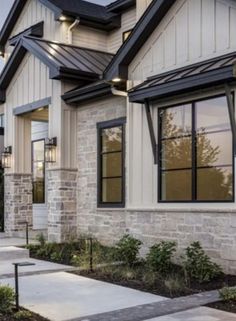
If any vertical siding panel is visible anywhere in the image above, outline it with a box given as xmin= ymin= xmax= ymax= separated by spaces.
xmin=176 ymin=1 xmax=188 ymax=64
xmin=188 ymin=0 xmax=202 ymax=60
xmin=216 ymin=1 xmax=230 ymax=51
xmin=153 ymin=33 xmax=164 ymax=72
xmin=164 ymin=18 xmax=176 ymax=68
xmin=202 ymin=0 xmax=216 ymax=56
xmin=230 ymin=7 xmax=236 ymax=49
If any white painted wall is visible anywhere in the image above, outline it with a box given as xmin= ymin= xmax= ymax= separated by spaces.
xmin=127 ymin=0 xmax=236 ymax=209
xmin=129 ymin=0 xmax=236 ymax=82
xmin=72 ymin=26 xmax=108 ymax=51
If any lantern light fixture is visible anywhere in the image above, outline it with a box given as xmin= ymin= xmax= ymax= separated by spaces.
xmin=45 ymin=137 xmax=57 ymax=163
xmin=1 ymin=146 xmax=12 ymax=168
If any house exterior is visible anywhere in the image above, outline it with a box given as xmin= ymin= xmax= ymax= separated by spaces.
xmin=1 ymin=0 xmax=236 ymax=273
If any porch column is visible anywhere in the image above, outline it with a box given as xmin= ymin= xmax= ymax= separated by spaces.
xmin=47 ymin=81 xmax=77 ymax=242
xmin=4 ymin=115 xmax=32 ymax=236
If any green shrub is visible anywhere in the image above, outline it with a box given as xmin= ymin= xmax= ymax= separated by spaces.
xmin=14 ymin=310 xmax=32 ymax=319
xmin=184 ymin=241 xmax=222 ymax=283
xmin=113 ymin=234 xmax=142 ymax=267
xmin=146 ymin=241 xmax=176 ymax=274
xmin=36 ymin=233 xmax=46 ymax=247
xmin=219 ymin=287 xmax=236 ymax=301
xmin=0 ymin=285 xmax=15 ymax=314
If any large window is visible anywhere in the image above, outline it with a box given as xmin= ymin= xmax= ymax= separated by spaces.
xmin=97 ymin=118 xmax=125 ymax=207
xmin=32 ymin=140 xmax=45 ymax=204
xmin=159 ymin=95 xmax=234 ymax=202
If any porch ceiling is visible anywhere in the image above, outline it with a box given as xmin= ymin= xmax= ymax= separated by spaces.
xmin=129 ymin=52 xmax=236 ymax=104
xmin=0 ymin=36 xmax=114 ymax=103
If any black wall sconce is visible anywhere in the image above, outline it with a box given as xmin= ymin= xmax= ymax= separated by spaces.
xmin=1 ymin=146 xmax=12 ymax=168
xmin=45 ymin=137 xmax=57 ymax=163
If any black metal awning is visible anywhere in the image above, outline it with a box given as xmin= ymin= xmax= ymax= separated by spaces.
xmin=129 ymin=53 xmax=236 ymax=104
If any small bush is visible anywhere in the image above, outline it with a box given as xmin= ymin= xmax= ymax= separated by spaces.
xmin=14 ymin=310 xmax=32 ymax=319
xmin=184 ymin=241 xmax=222 ymax=283
xmin=113 ymin=234 xmax=142 ymax=267
xmin=219 ymin=287 xmax=236 ymax=301
xmin=0 ymin=285 xmax=15 ymax=314
xmin=146 ymin=241 xmax=176 ymax=274
xmin=36 ymin=233 xmax=46 ymax=247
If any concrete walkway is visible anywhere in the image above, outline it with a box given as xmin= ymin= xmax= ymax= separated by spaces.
xmin=0 ymin=236 xmax=37 ymax=247
xmin=0 ymin=272 xmax=167 ymax=321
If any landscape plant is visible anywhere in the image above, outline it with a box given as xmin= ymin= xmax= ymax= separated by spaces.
xmin=0 ymin=284 xmax=15 ymax=314
xmin=183 ymin=241 xmax=222 ymax=283
xmin=219 ymin=287 xmax=236 ymax=301
xmin=113 ymin=234 xmax=142 ymax=267
xmin=146 ymin=241 xmax=177 ymax=274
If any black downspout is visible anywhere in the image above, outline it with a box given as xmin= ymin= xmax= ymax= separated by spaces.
xmin=144 ymin=99 xmax=158 ymax=164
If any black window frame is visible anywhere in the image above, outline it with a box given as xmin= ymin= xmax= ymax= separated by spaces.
xmin=97 ymin=117 xmax=126 ymax=208
xmin=32 ymin=138 xmax=46 ymax=204
xmin=158 ymin=94 xmax=235 ymax=203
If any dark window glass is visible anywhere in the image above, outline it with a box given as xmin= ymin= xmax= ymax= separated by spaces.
xmin=159 ymin=95 xmax=233 ymax=202
xmin=32 ymin=140 xmax=45 ymax=204
xmin=98 ymin=121 xmax=125 ymax=206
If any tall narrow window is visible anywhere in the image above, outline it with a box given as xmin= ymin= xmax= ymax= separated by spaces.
xmin=32 ymin=140 xmax=45 ymax=204
xmin=159 ymin=95 xmax=234 ymax=202
xmin=97 ymin=118 xmax=125 ymax=207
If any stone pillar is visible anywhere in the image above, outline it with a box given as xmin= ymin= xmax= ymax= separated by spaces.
xmin=47 ymin=169 xmax=77 ymax=242
xmin=4 ymin=173 xmax=32 ymax=236
xmin=47 ymin=81 xmax=78 ymax=242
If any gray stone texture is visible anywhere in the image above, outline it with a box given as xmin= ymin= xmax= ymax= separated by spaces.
xmin=76 ymin=97 xmax=236 ymax=274
xmin=47 ymin=168 xmax=78 ymax=242
xmin=4 ymin=173 xmax=32 ymax=236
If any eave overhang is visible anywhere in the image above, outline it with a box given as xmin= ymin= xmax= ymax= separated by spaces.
xmin=106 ymin=0 xmax=136 ymax=13
xmin=62 ymin=81 xmax=112 ymax=105
xmin=104 ymin=0 xmax=176 ymax=81
xmin=9 ymin=21 xmax=44 ymax=46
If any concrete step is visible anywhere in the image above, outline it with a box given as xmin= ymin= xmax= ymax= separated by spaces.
xmin=0 ymin=246 xmax=29 ymax=261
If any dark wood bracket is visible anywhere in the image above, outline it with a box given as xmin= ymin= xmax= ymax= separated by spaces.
xmin=144 ymin=99 xmax=158 ymax=164
xmin=225 ymin=84 xmax=236 ymax=155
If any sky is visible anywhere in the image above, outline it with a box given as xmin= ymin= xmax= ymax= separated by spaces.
xmin=0 ymin=0 xmax=115 ymax=71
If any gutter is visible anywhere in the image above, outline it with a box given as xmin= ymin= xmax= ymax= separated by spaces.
xmin=111 ymin=87 xmax=128 ymax=97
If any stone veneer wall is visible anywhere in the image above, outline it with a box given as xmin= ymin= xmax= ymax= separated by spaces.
xmin=76 ymin=96 xmax=236 ymax=274
xmin=47 ymin=168 xmax=77 ymax=242
xmin=4 ymin=173 xmax=32 ymax=236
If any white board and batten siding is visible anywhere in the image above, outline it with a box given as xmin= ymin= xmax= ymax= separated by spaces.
xmin=108 ymin=7 xmax=137 ymax=53
xmin=72 ymin=26 xmax=108 ymax=52
xmin=127 ymin=0 xmax=236 ymax=208
xmin=5 ymin=0 xmax=70 ymax=60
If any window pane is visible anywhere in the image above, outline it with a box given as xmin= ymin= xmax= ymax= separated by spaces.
xmin=102 ymin=152 xmax=122 ymax=177
xmin=33 ymin=181 xmax=45 ymax=204
xmin=161 ymin=170 xmax=192 ymax=201
xmin=197 ymin=167 xmax=233 ymax=201
xmin=197 ymin=131 xmax=232 ymax=167
xmin=196 ymin=96 xmax=230 ymax=133
xmin=33 ymin=140 xmax=45 ymax=161
xmin=162 ymin=137 xmax=192 ymax=170
xmin=102 ymin=127 xmax=122 ymax=152
xmin=102 ymin=178 xmax=122 ymax=203
xmin=160 ymin=104 xmax=192 ymax=139
xmin=32 ymin=140 xmax=45 ymax=204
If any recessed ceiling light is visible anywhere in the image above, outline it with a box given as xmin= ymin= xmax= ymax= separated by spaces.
xmin=59 ymin=15 xmax=67 ymax=21
xmin=112 ymin=78 xmax=122 ymax=83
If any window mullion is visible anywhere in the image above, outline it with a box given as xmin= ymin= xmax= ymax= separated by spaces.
xmin=192 ymin=103 xmax=197 ymax=201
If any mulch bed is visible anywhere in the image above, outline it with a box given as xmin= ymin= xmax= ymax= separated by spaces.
xmin=207 ymin=301 xmax=236 ymax=314
xmin=76 ymin=267 xmax=236 ymax=298
xmin=0 ymin=308 xmax=49 ymax=321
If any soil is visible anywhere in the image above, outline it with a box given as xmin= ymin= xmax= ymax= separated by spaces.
xmin=0 ymin=308 xmax=49 ymax=321
xmin=207 ymin=301 xmax=236 ymax=314
xmin=76 ymin=267 xmax=236 ymax=298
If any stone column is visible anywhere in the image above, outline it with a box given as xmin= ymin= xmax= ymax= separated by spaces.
xmin=4 ymin=115 xmax=32 ymax=236
xmin=47 ymin=81 xmax=78 ymax=242
xmin=47 ymin=169 xmax=77 ymax=242
xmin=4 ymin=173 xmax=32 ymax=236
